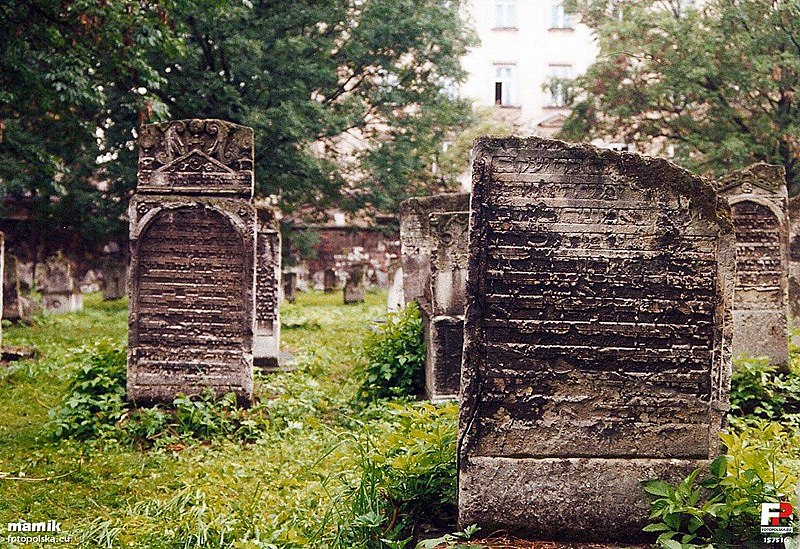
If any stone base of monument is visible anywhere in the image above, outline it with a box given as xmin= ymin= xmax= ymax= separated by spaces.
xmin=422 ymin=309 xmax=463 ymax=403
xmin=458 ymin=457 xmax=704 ymax=542
xmin=42 ymin=292 xmax=83 ymax=314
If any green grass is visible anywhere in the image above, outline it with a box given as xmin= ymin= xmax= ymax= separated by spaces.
xmin=0 ymin=290 xmax=458 ymax=548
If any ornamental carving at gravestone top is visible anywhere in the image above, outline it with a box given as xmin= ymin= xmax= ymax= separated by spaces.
xmin=459 ymin=137 xmax=735 ymax=541
xmin=718 ymin=164 xmax=789 ymax=367
xmin=254 ymin=206 xmax=281 ymax=371
xmin=128 ymin=119 xmax=257 ymax=405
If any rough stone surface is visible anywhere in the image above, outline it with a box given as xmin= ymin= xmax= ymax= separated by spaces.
xmin=2 ymin=253 xmax=24 ymax=322
xmin=39 ymin=253 xmax=83 ymax=314
xmin=788 ymin=195 xmax=800 ymax=324
xmin=283 ymin=271 xmax=297 ymax=303
xmin=343 ymin=263 xmax=366 ymax=304
xmin=718 ymin=164 xmax=789 ymax=367
xmin=323 ymin=268 xmax=337 ymax=292
xmin=254 ymin=207 xmax=281 ymax=370
xmin=128 ymin=119 xmax=256 ymax=406
xmin=386 ymin=267 xmax=404 ymax=312
xmin=0 ymin=233 xmax=3 ymax=347
xmin=101 ymin=256 xmax=128 ymax=301
xmin=459 ymin=137 xmax=735 ymax=542
xmin=399 ymin=193 xmax=469 ymax=305
xmin=424 ymin=210 xmax=470 ymax=402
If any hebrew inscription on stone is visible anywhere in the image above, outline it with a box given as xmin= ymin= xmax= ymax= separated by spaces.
xmin=458 ymin=137 xmax=735 ymax=541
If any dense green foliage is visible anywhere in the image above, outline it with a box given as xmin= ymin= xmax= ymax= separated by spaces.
xmin=642 ymin=354 xmax=800 ymax=548
xmin=1 ymin=292 xmax=459 ymax=548
xmin=356 ymin=302 xmax=426 ymax=403
xmin=0 ymin=0 xmax=475 ymax=252
xmin=561 ymin=0 xmax=800 ymax=193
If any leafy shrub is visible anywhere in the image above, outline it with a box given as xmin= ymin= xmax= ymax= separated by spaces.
xmin=356 ymin=303 xmax=425 ymax=403
xmin=729 ymin=356 xmax=800 ymax=427
xmin=48 ymin=343 xmax=127 ymax=439
xmin=49 ymin=345 xmax=270 ymax=445
xmin=642 ymin=424 xmax=798 ymax=548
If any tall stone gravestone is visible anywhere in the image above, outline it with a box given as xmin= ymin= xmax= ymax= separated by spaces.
xmin=788 ymin=195 xmax=800 ymax=324
xmin=283 ymin=271 xmax=297 ymax=303
xmin=399 ymin=193 xmax=470 ymax=306
xmin=2 ymin=253 xmax=23 ymax=322
xmin=101 ymin=255 xmax=128 ymax=301
xmin=128 ymin=119 xmax=257 ymax=405
xmin=254 ymin=207 xmax=281 ymax=370
xmin=343 ymin=263 xmax=366 ymax=304
xmin=425 ymin=211 xmax=469 ymax=402
xmin=718 ymin=164 xmax=789 ymax=367
xmin=323 ymin=268 xmax=337 ymax=292
xmin=40 ymin=253 xmax=83 ymax=314
xmin=459 ymin=137 xmax=735 ymax=541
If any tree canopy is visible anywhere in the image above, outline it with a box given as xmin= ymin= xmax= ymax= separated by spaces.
xmin=561 ymin=0 xmax=800 ymax=194
xmin=0 ymin=0 xmax=475 ymax=253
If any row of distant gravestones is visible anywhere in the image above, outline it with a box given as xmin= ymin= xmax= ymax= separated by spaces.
xmin=1 ymin=119 xmax=796 ymax=541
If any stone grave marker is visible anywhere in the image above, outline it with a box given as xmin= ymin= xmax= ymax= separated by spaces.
xmin=399 ymin=192 xmax=470 ymax=306
xmin=283 ymin=271 xmax=297 ymax=303
xmin=788 ymin=195 xmax=800 ymax=324
xmin=128 ymin=118 xmax=257 ymax=405
xmin=459 ymin=137 xmax=735 ymax=541
xmin=101 ymin=256 xmax=128 ymax=301
xmin=343 ymin=263 xmax=366 ymax=304
xmin=718 ymin=163 xmax=789 ymax=367
xmin=386 ymin=267 xmax=404 ymax=312
xmin=254 ymin=206 xmax=282 ymax=370
xmin=39 ymin=253 xmax=83 ymax=314
xmin=424 ymin=210 xmax=470 ymax=402
xmin=2 ymin=253 xmax=23 ymax=322
xmin=323 ymin=268 xmax=337 ymax=293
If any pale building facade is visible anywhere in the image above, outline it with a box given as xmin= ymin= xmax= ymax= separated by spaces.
xmin=459 ymin=0 xmax=599 ymax=136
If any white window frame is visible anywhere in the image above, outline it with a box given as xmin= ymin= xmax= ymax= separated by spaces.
xmin=494 ymin=65 xmax=517 ymax=106
xmin=547 ymin=64 xmax=572 ymax=107
xmin=495 ymin=0 xmax=516 ymax=28
xmin=550 ymin=1 xmax=573 ymax=29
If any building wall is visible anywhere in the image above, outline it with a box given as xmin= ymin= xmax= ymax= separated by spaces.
xmin=460 ymin=0 xmax=598 ymax=135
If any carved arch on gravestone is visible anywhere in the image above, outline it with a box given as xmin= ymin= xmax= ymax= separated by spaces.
xmin=131 ymin=201 xmax=253 ymax=242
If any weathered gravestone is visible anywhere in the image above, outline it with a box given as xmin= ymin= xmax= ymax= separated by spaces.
xmin=343 ymin=263 xmax=366 ymax=304
xmin=39 ymin=253 xmax=83 ymax=314
xmin=2 ymin=253 xmax=23 ymax=322
xmin=459 ymin=137 xmax=735 ymax=541
xmin=323 ymin=268 xmax=337 ymax=293
xmin=386 ymin=267 xmax=404 ymax=312
xmin=128 ymin=119 xmax=256 ymax=405
xmin=718 ymin=164 xmax=789 ymax=367
xmin=101 ymin=256 xmax=128 ymax=301
xmin=788 ymin=195 xmax=800 ymax=324
xmin=425 ymin=211 xmax=469 ymax=402
xmin=399 ymin=193 xmax=470 ymax=306
xmin=283 ymin=271 xmax=297 ymax=303
xmin=254 ymin=207 xmax=281 ymax=370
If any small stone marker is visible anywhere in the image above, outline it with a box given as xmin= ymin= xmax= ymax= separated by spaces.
xmin=283 ymin=271 xmax=297 ymax=303
xmin=386 ymin=267 xmax=404 ymax=312
xmin=2 ymin=253 xmax=23 ymax=322
xmin=788 ymin=195 xmax=800 ymax=324
xmin=0 ymin=233 xmax=4 ymax=347
xmin=39 ymin=253 xmax=83 ymax=314
xmin=399 ymin=193 xmax=470 ymax=306
xmin=128 ymin=118 xmax=257 ymax=405
xmin=718 ymin=164 xmax=789 ymax=367
xmin=424 ymin=210 xmax=469 ymax=402
xmin=459 ymin=137 xmax=735 ymax=541
xmin=323 ymin=268 xmax=337 ymax=293
xmin=101 ymin=256 xmax=128 ymax=301
xmin=254 ymin=207 xmax=282 ymax=370
xmin=343 ymin=263 xmax=366 ymax=304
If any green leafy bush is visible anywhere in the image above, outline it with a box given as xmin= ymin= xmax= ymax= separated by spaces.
xmin=48 ymin=345 xmax=269 ymax=445
xmin=643 ymin=424 xmax=798 ymax=548
xmin=729 ymin=356 xmax=800 ymax=427
xmin=356 ymin=303 xmax=425 ymax=403
xmin=48 ymin=343 xmax=127 ymax=439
